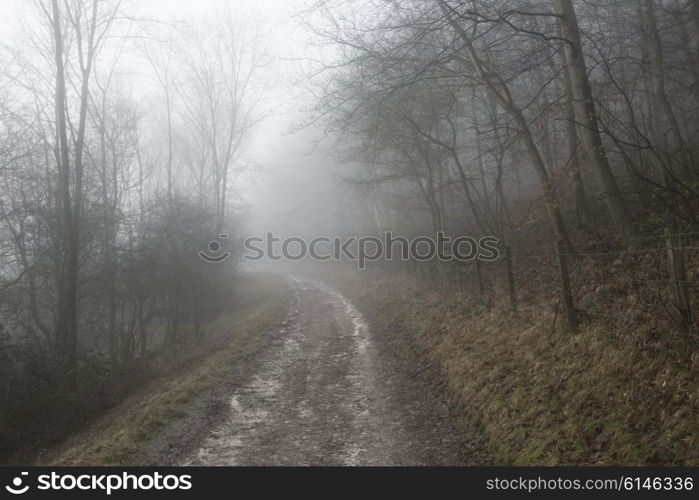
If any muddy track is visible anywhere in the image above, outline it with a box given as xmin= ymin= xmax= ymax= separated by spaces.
xmin=145 ymin=276 xmax=480 ymax=466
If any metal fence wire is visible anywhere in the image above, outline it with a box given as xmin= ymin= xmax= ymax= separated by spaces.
xmin=381 ymin=227 xmax=698 ymax=346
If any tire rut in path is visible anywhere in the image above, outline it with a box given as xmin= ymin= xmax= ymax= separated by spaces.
xmin=181 ymin=276 xmax=477 ymax=465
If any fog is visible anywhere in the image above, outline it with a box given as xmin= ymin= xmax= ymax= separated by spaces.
xmin=0 ymin=0 xmax=350 ymax=239
xmin=2 ymin=0 xmax=699 ymax=467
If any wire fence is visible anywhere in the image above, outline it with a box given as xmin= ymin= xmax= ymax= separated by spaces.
xmin=380 ymin=226 xmax=698 ymax=350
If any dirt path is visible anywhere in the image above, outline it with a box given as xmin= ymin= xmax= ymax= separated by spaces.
xmin=146 ymin=276 xmax=480 ymax=466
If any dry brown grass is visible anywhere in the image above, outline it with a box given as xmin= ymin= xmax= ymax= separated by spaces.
xmin=327 ymin=264 xmax=699 ymax=465
xmin=41 ymin=272 xmax=290 ymax=466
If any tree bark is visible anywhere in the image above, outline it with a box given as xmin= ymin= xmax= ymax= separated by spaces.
xmin=559 ymin=44 xmax=590 ymax=225
xmin=640 ymin=0 xmax=694 ymax=175
xmin=438 ymin=0 xmax=574 ymax=250
xmin=51 ymin=0 xmax=78 ymax=389
xmin=553 ymin=0 xmax=638 ymax=238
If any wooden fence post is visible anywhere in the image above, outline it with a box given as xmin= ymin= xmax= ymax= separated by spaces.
xmin=475 ymin=258 xmax=485 ymax=295
xmin=505 ymin=245 xmax=517 ymax=313
xmin=665 ymin=227 xmax=692 ymax=339
xmin=555 ymin=240 xmax=578 ymax=330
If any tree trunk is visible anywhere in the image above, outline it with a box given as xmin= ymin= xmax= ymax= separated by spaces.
xmin=51 ymin=0 xmax=78 ymax=389
xmin=641 ymin=0 xmax=694 ymax=175
xmin=559 ymin=45 xmax=590 ymax=224
xmin=438 ymin=0 xmax=573 ymax=250
xmin=553 ymin=0 xmax=638 ymax=238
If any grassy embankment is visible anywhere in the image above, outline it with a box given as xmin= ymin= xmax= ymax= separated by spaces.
xmin=326 ymin=265 xmax=698 ymax=465
xmin=43 ymin=272 xmax=290 ymax=466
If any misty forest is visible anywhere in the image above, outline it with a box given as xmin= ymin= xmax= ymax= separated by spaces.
xmin=1 ymin=0 xmax=698 ymax=466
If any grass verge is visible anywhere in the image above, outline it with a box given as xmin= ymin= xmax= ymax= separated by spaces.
xmin=41 ymin=272 xmax=289 ymax=466
xmin=322 ymin=266 xmax=698 ymax=465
